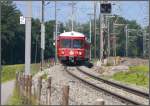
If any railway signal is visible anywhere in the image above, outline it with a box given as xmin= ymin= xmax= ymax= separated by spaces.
xmin=99 ymin=1 xmax=112 ymax=63
xmin=100 ymin=3 xmax=111 ymax=14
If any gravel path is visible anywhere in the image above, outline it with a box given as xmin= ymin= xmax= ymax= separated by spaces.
xmin=1 ymin=80 xmax=15 ymax=105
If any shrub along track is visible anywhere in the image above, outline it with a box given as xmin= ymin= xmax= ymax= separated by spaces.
xmin=65 ymin=66 xmax=149 ymax=105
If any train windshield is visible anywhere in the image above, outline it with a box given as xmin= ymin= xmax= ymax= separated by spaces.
xmin=73 ymin=39 xmax=84 ymax=48
xmin=61 ymin=39 xmax=71 ymax=48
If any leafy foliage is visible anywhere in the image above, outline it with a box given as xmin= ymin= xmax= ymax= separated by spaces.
xmin=1 ymin=1 xmax=65 ymax=65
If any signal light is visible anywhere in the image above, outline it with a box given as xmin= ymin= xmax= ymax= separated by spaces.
xmin=100 ymin=3 xmax=111 ymax=14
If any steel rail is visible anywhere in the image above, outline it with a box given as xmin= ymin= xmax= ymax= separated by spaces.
xmin=65 ymin=67 xmax=147 ymax=105
xmin=77 ymin=67 xmax=149 ymax=99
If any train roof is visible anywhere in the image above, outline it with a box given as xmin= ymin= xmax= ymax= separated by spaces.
xmin=59 ymin=31 xmax=85 ymax=37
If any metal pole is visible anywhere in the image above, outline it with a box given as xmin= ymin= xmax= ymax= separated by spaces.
xmin=114 ymin=34 xmax=116 ymax=57
xmin=35 ymin=35 xmax=39 ymax=63
xmin=41 ymin=0 xmax=45 ymax=71
xmin=94 ymin=1 xmax=97 ymax=60
xmin=55 ymin=1 xmax=57 ymax=63
xmin=99 ymin=1 xmax=102 ymax=61
xmin=143 ymin=30 xmax=146 ymax=57
xmin=68 ymin=2 xmax=76 ymax=31
xmin=107 ymin=18 xmax=110 ymax=58
xmin=89 ymin=15 xmax=92 ymax=60
xmin=112 ymin=23 xmax=117 ymax=57
xmin=71 ymin=1 xmax=74 ymax=31
xmin=112 ymin=22 xmax=115 ymax=57
xmin=87 ymin=13 xmax=93 ymax=61
xmin=125 ymin=25 xmax=128 ymax=57
xmin=25 ymin=1 xmax=32 ymax=75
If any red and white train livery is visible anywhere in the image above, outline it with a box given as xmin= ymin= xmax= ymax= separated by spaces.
xmin=57 ymin=31 xmax=90 ymax=64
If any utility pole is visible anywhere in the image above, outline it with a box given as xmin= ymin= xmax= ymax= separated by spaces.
xmin=143 ymin=30 xmax=146 ymax=57
xmin=99 ymin=1 xmax=102 ymax=61
xmin=69 ymin=1 xmax=76 ymax=31
xmin=106 ymin=15 xmax=115 ymax=58
xmin=35 ymin=34 xmax=39 ymax=63
xmin=87 ymin=13 xmax=93 ymax=60
xmin=125 ymin=25 xmax=128 ymax=57
xmin=71 ymin=1 xmax=74 ymax=31
xmin=94 ymin=1 xmax=97 ymax=60
xmin=90 ymin=18 xmax=92 ymax=60
xmin=99 ymin=1 xmax=104 ymax=61
xmin=25 ymin=1 xmax=32 ymax=75
xmin=55 ymin=1 xmax=58 ymax=64
xmin=41 ymin=0 xmax=45 ymax=71
xmin=112 ymin=23 xmax=117 ymax=57
xmin=107 ymin=18 xmax=110 ymax=58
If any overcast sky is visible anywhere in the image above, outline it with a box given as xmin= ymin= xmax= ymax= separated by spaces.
xmin=14 ymin=1 xmax=149 ymax=27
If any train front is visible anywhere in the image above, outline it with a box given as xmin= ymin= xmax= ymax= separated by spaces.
xmin=57 ymin=31 xmax=87 ymax=65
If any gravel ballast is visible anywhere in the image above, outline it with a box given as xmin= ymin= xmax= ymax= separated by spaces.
xmin=32 ymin=64 xmax=128 ymax=105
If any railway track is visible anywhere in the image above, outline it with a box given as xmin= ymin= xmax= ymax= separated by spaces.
xmin=65 ymin=66 xmax=149 ymax=105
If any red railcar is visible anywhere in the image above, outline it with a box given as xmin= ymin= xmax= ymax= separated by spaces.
xmin=57 ymin=31 xmax=90 ymax=64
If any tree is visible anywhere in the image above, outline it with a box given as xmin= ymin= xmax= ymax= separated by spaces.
xmin=1 ymin=0 xmax=25 ymax=64
xmin=1 ymin=1 xmax=63 ymax=65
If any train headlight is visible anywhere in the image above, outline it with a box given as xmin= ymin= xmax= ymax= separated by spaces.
xmin=61 ymin=51 xmax=65 ymax=55
xmin=70 ymin=50 xmax=74 ymax=55
xmin=79 ymin=51 xmax=82 ymax=55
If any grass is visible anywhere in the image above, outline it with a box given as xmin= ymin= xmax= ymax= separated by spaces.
xmin=7 ymin=87 xmax=37 ymax=105
xmin=5 ymin=63 xmax=41 ymax=105
xmin=7 ymin=87 xmax=22 ymax=105
xmin=31 ymin=63 xmax=41 ymax=75
xmin=2 ymin=63 xmax=41 ymax=83
xmin=2 ymin=64 xmax=24 ymax=83
xmin=112 ymin=65 xmax=149 ymax=88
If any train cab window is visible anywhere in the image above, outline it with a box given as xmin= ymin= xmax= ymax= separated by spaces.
xmin=73 ymin=39 xmax=84 ymax=48
xmin=60 ymin=39 xmax=71 ymax=48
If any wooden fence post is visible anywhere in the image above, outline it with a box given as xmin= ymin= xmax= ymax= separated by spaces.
xmin=15 ymin=72 xmax=19 ymax=90
xmin=62 ymin=85 xmax=69 ymax=105
xmin=38 ymin=76 xmax=42 ymax=105
xmin=22 ymin=74 xmax=25 ymax=104
xmin=23 ymin=74 xmax=25 ymax=91
xmin=28 ymin=75 xmax=32 ymax=104
xmin=19 ymin=72 xmax=22 ymax=98
xmin=47 ymin=77 xmax=51 ymax=105
xmin=25 ymin=75 xmax=29 ymax=104
xmin=95 ymin=98 xmax=105 ymax=105
xmin=33 ymin=85 xmax=36 ymax=100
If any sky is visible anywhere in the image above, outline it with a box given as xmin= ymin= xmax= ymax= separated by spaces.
xmin=14 ymin=1 xmax=149 ymax=28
